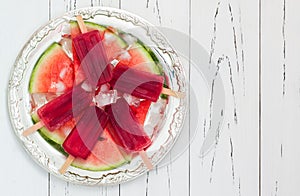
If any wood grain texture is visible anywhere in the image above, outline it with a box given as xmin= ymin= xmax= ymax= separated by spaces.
xmin=5 ymin=0 xmax=296 ymax=195
xmin=261 ymin=0 xmax=300 ymax=195
xmin=191 ymin=0 xmax=259 ymax=196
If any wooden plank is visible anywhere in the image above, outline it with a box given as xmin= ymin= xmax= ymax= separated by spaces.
xmin=120 ymin=0 xmax=190 ymax=196
xmin=261 ymin=0 xmax=300 ymax=195
xmin=2 ymin=0 xmax=262 ymax=195
xmin=0 ymin=0 xmax=49 ymax=195
xmin=94 ymin=0 xmax=120 ymax=7
xmin=191 ymin=0 xmax=259 ymax=195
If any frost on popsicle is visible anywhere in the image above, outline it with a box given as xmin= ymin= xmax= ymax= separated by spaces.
xmin=144 ymin=99 xmax=167 ymax=137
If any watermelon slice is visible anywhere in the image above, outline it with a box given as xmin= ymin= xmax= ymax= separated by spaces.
xmin=29 ymin=43 xmax=76 ymax=144
xmin=72 ymin=130 xmax=131 ymax=171
xmin=29 ymin=21 xmax=164 ymax=171
xmin=118 ymin=42 xmax=163 ymax=75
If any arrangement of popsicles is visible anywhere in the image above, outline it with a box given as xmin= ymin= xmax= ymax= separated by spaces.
xmin=23 ymin=15 xmax=185 ymax=174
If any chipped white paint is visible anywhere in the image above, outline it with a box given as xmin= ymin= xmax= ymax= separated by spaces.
xmin=191 ymin=1 xmax=259 ymax=196
xmin=4 ymin=0 xmax=300 ymax=195
xmin=262 ymin=0 xmax=300 ymax=196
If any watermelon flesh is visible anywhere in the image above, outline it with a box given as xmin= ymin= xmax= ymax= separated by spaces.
xmin=72 ymin=129 xmax=131 ymax=171
xmin=29 ymin=43 xmax=75 ymax=93
xmin=118 ymin=43 xmax=159 ymax=73
xmin=29 ymin=21 xmax=164 ymax=171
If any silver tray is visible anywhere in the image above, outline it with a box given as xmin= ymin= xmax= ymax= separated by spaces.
xmin=8 ymin=7 xmax=187 ymax=185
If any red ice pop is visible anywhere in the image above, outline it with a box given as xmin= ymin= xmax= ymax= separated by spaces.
xmin=106 ymin=98 xmax=152 ymax=152
xmin=23 ymin=83 xmax=92 ymax=136
xmin=73 ymin=28 xmax=112 ymax=87
xmin=59 ymin=106 xmax=109 ymax=174
xmin=110 ymin=64 xmax=164 ymax=102
xmin=106 ymin=98 xmax=153 ymax=169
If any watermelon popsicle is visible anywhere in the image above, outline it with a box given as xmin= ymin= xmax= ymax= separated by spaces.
xmin=73 ymin=16 xmax=112 ymax=88
xmin=106 ymin=98 xmax=153 ymax=169
xmin=110 ymin=63 xmax=185 ymax=102
xmin=23 ymin=83 xmax=92 ymax=136
xmin=59 ymin=106 xmax=109 ymax=174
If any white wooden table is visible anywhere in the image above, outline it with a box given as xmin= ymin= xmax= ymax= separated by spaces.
xmin=1 ymin=0 xmax=297 ymax=195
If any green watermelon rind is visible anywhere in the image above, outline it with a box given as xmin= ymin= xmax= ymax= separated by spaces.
xmin=71 ymin=162 xmax=127 ymax=172
xmin=29 ymin=42 xmax=74 ymax=145
xmin=134 ymin=40 xmax=168 ymax=99
xmin=38 ymin=125 xmax=68 ymax=156
xmin=71 ymin=144 xmax=131 ymax=171
xmin=70 ymin=20 xmax=106 ymax=31
xmin=136 ymin=42 xmax=169 ymax=99
xmin=118 ymin=31 xmax=163 ymax=75
xmin=71 ymin=156 xmax=130 ymax=171
xmin=130 ymin=42 xmax=162 ymax=75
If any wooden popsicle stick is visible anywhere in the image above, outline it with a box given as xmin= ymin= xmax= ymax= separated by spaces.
xmin=161 ymin=87 xmax=185 ymax=98
xmin=76 ymin=15 xmax=88 ymax=33
xmin=22 ymin=121 xmax=44 ymax=137
xmin=139 ymin=151 xmax=153 ymax=170
xmin=59 ymin=155 xmax=75 ymax=174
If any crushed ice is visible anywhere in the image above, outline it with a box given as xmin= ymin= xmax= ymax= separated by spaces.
xmin=30 ymin=92 xmax=61 ymax=111
xmin=55 ymin=81 xmax=66 ymax=93
xmin=121 ymin=34 xmax=138 ymax=45
xmin=61 ymin=24 xmax=70 ymax=35
xmin=99 ymin=84 xmax=110 ymax=92
xmin=123 ymin=93 xmax=141 ymax=107
xmin=94 ymin=90 xmax=118 ymax=107
xmin=59 ymin=67 xmax=68 ymax=79
xmin=104 ymin=33 xmax=115 ymax=45
xmin=60 ymin=38 xmax=73 ymax=59
xmin=144 ymin=99 xmax=167 ymax=136
xmin=81 ymin=81 xmax=93 ymax=92
xmin=118 ymin=51 xmax=131 ymax=61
